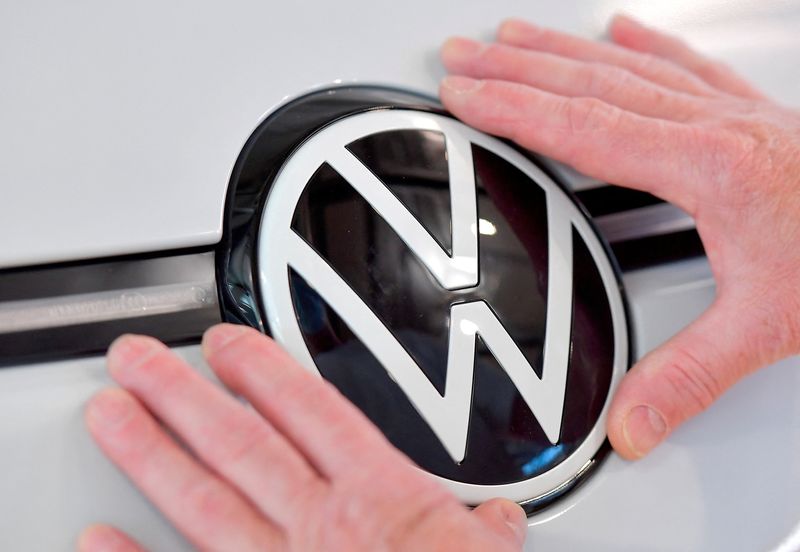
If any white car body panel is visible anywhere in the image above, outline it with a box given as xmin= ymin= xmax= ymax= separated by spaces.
xmin=1 ymin=0 xmax=799 ymax=268
xmin=1 ymin=1 xmax=799 ymax=550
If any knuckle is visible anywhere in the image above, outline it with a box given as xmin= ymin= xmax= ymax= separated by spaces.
xmin=219 ymin=331 xmax=264 ymax=364
xmin=303 ymin=492 xmax=378 ymax=549
xmin=282 ymin=372 xmax=336 ymax=407
xmin=330 ymin=493 xmax=373 ymax=532
xmin=707 ymin=126 xmax=757 ymax=173
xmin=694 ymin=57 xmax=729 ymax=80
xmin=300 ymin=472 xmax=454 ymax=549
xmin=736 ymin=119 xmax=775 ymax=169
xmin=210 ymin=326 xmax=256 ymax=353
xmin=214 ymin=418 xmax=272 ymax=467
xmin=182 ymin=478 xmax=235 ymax=522
xmin=286 ymin=481 xmax=328 ymax=535
xmin=213 ymin=350 xmax=251 ymax=384
xmin=212 ymin=333 xmax=277 ymax=384
xmin=687 ymin=124 xmax=764 ymax=202
xmin=564 ymin=97 xmax=621 ymax=133
xmin=631 ymin=52 xmax=662 ymax=76
xmin=130 ymin=348 xmax=185 ymax=391
xmin=203 ymin=333 xmax=256 ymax=378
xmin=532 ymin=26 xmax=552 ymax=42
xmin=98 ymin=404 xmax=158 ymax=458
xmin=582 ymin=63 xmax=627 ymax=97
xmin=632 ymin=51 xmax=703 ymax=91
xmin=480 ymin=42 xmax=503 ymax=65
xmin=660 ymin=347 xmax=722 ymax=415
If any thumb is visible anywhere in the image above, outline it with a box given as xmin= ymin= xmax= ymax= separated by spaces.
xmin=472 ymin=498 xmax=528 ymax=547
xmin=607 ymin=292 xmax=783 ymax=459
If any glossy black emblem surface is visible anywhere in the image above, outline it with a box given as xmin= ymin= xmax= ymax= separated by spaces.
xmin=219 ymin=86 xmax=630 ymax=514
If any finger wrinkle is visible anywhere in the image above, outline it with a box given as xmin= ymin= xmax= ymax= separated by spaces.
xmin=217 ymin=332 xmax=290 ymax=375
xmin=115 ymin=349 xmax=192 ymax=399
xmin=201 ymin=323 xmax=252 ymax=359
xmin=441 ymin=36 xmax=487 ymax=66
xmin=86 ymin=393 xmax=160 ymax=458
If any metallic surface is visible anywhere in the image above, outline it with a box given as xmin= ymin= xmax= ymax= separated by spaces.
xmin=0 ymin=252 xmax=221 ymax=365
xmin=0 ymin=279 xmax=215 ymax=334
xmin=594 ymin=203 xmax=695 ymax=244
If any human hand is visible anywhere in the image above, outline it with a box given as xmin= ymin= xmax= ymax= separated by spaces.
xmin=79 ymin=325 xmax=527 ymax=551
xmin=439 ymin=15 xmax=800 ymax=459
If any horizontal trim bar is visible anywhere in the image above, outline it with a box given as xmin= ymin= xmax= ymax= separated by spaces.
xmin=0 ymin=280 xmax=216 ymax=334
xmin=0 ymin=249 xmax=221 ymax=367
xmin=594 ymin=203 xmax=696 ymax=243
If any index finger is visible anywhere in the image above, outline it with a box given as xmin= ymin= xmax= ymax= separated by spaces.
xmin=439 ymin=76 xmax=704 ymax=213
xmin=105 ymin=334 xmax=326 ymax=529
xmin=202 ymin=324 xmax=413 ymax=480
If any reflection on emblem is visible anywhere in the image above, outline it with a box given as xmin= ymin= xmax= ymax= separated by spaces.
xmin=255 ymin=108 xmax=628 ymax=509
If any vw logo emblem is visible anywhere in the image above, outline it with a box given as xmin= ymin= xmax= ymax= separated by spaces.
xmin=221 ymin=87 xmax=630 ymax=513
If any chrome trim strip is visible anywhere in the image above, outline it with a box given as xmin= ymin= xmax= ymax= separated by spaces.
xmin=594 ymin=203 xmax=696 ymax=243
xmin=0 ymin=250 xmax=219 ymax=340
xmin=0 ymin=280 xmax=217 ymax=334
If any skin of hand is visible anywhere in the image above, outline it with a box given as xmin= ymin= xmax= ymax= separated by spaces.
xmin=439 ymin=14 xmax=800 ymax=459
xmin=78 ymin=326 xmax=528 ymax=552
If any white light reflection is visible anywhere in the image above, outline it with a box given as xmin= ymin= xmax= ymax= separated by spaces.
xmin=772 ymin=519 xmax=800 ymax=552
xmin=470 ymin=218 xmax=497 ymax=236
xmin=458 ymin=318 xmax=479 ymax=335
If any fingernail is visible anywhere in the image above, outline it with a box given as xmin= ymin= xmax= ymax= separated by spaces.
xmin=86 ymin=389 xmax=133 ymax=431
xmin=441 ymin=75 xmax=483 ymax=95
xmin=501 ymin=501 xmax=528 ymax=545
xmin=612 ymin=13 xmax=643 ymax=30
xmin=202 ymin=323 xmax=249 ymax=356
xmin=78 ymin=525 xmax=128 ymax=552
xmin=107 ymin=334 xmax=161 ymax=377
xmin=622 ymin=405 xmax=667 ymax=458
xmin=498 ymin=19 xmax=536 ymax=41
xmin=442 ymin=37 xmax=486 ymax=59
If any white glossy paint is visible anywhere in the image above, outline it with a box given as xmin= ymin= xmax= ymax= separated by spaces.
xmin=1 ymin=1 xmax=798 ymax=268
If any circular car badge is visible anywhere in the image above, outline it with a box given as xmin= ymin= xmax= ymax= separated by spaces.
xmin=219 ymin=86 xmax=630 ymax=514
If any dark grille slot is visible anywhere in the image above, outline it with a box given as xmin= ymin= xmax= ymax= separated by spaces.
xmin=571 ymin=184 xmax=705 ymax=270
xmin=0 ymin=248 xmax=221 ymax=367
xmin=575 ymin=185 xmax=663 ymax=217
xmin=609 ymin=230 xmax=705 ymax=271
